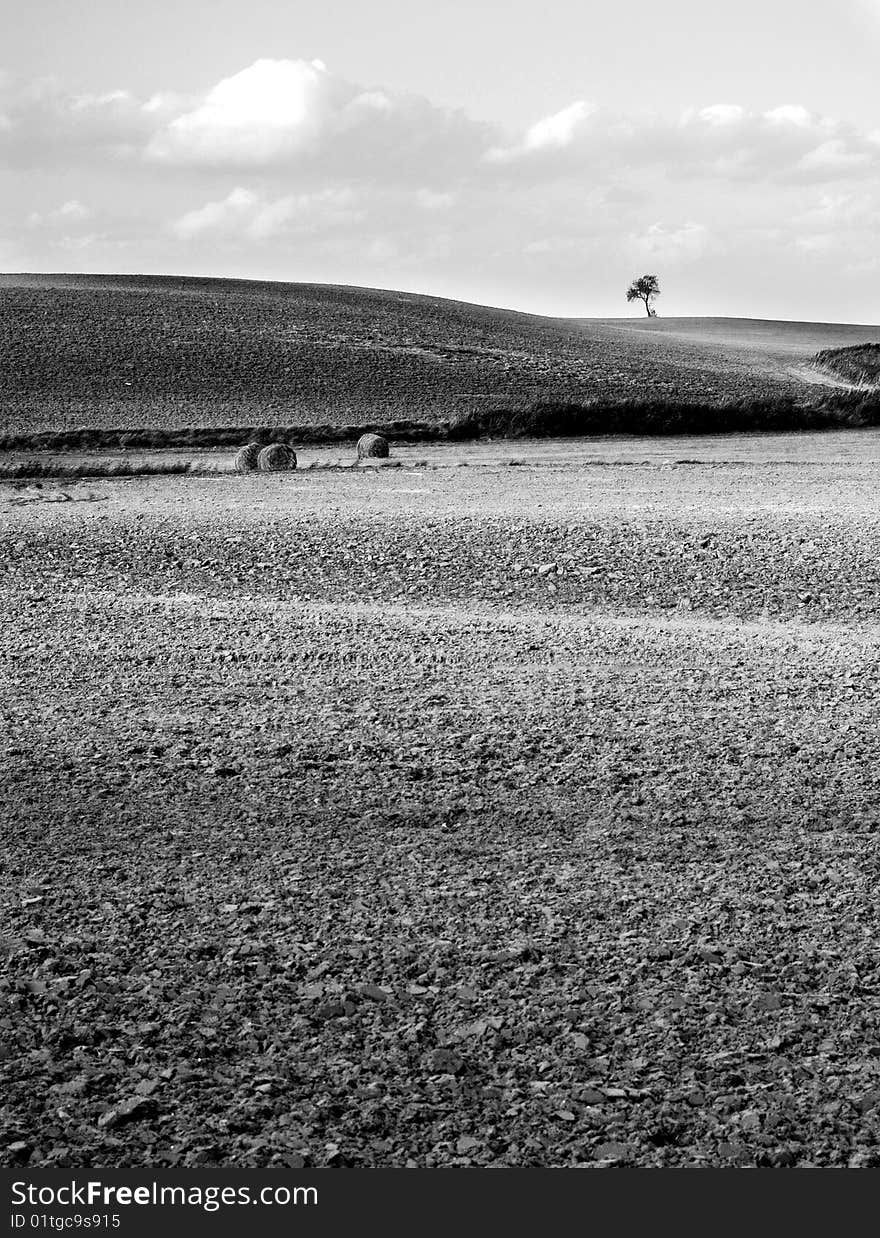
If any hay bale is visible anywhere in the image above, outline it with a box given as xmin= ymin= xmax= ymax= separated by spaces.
xmin=257 ymin=442 xmax=297 ymax=472
xmin=357 ymin=432 xmax=389 ymax=459
xmin=233 ymin=441 xmax=262 ymax=473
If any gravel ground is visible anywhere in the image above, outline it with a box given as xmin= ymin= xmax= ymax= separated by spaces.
xmin=2 ymin=445 xmax=880 ymax=1168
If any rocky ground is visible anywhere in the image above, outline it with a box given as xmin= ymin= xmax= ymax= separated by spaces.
xmin=2 ymin=444 xmax=880 ymax=1167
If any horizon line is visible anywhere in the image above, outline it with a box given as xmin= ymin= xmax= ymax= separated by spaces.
xmin=1 ymin=270 xmax=878 ymax=331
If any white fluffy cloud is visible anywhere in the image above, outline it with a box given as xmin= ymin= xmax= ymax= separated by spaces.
xmin=487 ymin=100 xmax=595 ymax=161
xmin=172 ymin=187 xmax=259 ymax=238
xmin=3 ymin=63 xmax=878 ymax=191
xmin=26 ymin=199 xmax=92 ymax=228
xmin=0 ymin=80 xmax=161 ymax=166
xmin=487 ymin=99 xmax=880 ymax=186
xmin=697 ymin=104 xmax=747 ymax=127
xmin=144 ymin=58 xmax=489 ymax=179
xmin=797 ymin=140 xmax=874 ymax=175
xmin=148 ymin=60 xmax=341 ymax=166
xmin=172 ymin=185 xmax=363 ymax=241
xmin=0 ymin=60 xmax=490 ymax=182
xmin=628 ymin=222 xmax=714 ymax=265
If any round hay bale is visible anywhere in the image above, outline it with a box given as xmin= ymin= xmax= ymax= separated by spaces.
xmin=257 ymin=442 xmax=297 ymax=472
xmin=357 ymin=432 xmax=389 ymax=460
xmin=233 ymin=441 xmax=262 ymax=473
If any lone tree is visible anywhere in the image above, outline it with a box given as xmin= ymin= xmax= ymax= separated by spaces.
xmin=626 ymin=274 xmax=660 ymax=317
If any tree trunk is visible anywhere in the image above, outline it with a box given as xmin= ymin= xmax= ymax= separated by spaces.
xmin=643 ymin=298 xmax=651 ymax=316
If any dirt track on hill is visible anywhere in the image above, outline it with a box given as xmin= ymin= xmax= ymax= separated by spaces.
xmin=787 ymin=365 xmax=868 ymax=392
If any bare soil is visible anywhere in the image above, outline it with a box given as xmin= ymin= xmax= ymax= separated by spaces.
xmin=2 ymin=432 xmax=880 ymax=1168
xmin=2 ymin=275 xmax=877 ymax=434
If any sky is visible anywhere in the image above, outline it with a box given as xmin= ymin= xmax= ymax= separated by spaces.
xmin=2 ymin=0 xmax=880 ymax=320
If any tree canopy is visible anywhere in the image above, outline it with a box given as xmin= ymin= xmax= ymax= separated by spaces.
xmin=626 ymin=274 xmax=660 ymax=316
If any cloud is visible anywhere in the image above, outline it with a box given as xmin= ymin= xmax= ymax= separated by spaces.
xmin=148 ymin=59 xmax=339 ymax=166
xmin=628 ymin=222 xmax=714 ymax=265
xmin=0 ymin=60 xmax=492 ymax=184
xmin=52 ymin=232 xmax=100 ymax=252
xmin=4 ymin=63 xmax=878 ymax=194
xmin=145 ymin=58 xmax=490 ymax=180
xmin=415 ymin=188 xmax=456 ymax=210
xmin=487 ymin=101 xmax=595 ymax=162
xmin=172 ymin=185 xmax=363 ymax=241
xmin=487 ymin=99 xmax=879 ymax=186
xmin=795 ymin=233 xmax=840 ymax=255
xmin=172 ymin=186 xmax=258 ymax=238
xmin=26 ymin=198 xmax=92 ymax=228
xmin=697 ymin=105 xmax=747 ymax=126
xmin=0 ymin=78 xmax=155 ymax=166
xmin=798 ymin=190 xmax=880 ymax=229
xmin=522 ymin=100 xmax=594 ymax=152
xmin=788 ymin=189 xmax=880 ymax=265
xmin=797 ymin=140 xmax=874 ymax=174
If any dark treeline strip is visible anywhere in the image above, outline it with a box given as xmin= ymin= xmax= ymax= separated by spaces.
xmin=0 ymin=418 xmax=451 ymax=452
xmin=3 ymin=393 xmax=880 ymax=452
xmin=0 ymin=459 xmax=195 ymax=480
xmin=447 ymin=391 xmax=880 ymax=439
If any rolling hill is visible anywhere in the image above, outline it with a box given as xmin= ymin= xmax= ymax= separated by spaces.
xmin=0 ymin=273 xmax=877 ymax=438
